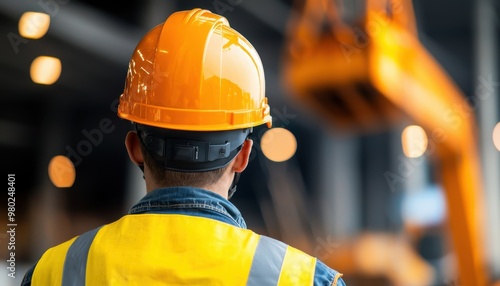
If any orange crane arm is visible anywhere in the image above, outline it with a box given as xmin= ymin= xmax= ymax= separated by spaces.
xmin=282 ymin=0 xmax=490 ymax=285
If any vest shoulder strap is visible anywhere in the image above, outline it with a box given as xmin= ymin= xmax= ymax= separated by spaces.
xmin=249 ymin=235 xmax=317 ymax=285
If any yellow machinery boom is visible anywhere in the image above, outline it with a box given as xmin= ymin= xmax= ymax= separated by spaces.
xmin=281 ymin=0 xmax=490 ymax=285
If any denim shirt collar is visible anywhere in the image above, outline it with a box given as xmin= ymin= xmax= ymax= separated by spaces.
xmin=128 ymin=186 xmax=247 ymax=229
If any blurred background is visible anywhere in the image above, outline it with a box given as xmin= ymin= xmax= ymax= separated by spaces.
xmin=0 ymin=0 xmax=499 ymax=285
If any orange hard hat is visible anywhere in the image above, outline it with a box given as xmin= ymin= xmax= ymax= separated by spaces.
xmin=118 ymin=8 xmax=272 ymax=131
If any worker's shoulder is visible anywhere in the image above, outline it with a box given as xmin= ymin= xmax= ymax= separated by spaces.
xmin=39 ymin=234 xmax=79 ymax=258
xmin=256 ymin=234 xmax=346 ymax=286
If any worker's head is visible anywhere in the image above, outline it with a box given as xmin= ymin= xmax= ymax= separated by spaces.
xmin=117 ymin=8 xmax=271 ymax=198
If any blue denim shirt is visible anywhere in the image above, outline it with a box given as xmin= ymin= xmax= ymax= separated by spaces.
xmin=22 ymin=187 xmax=346 ymax=286
xmin=129 ymin=187 xmax=248 ymax=228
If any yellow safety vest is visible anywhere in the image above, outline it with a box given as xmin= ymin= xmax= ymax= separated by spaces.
xmin=31 ymin=214 xmax=327 ymax=285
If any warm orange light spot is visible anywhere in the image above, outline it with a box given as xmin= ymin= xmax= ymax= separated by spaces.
xmin=30 ymin=56 xmax=62 ymax=85
xmin=493 ymin=122 xmax=500 ymax=151
xmin=261 ymin=127 xmax=297 ymax=162
xmin=48 ymin=155 xmax=75 ymax=188
xmin=19 ymin=12 xmax=50 ymax=39
xmin=402 ymin=125 xmax=428 ymax=158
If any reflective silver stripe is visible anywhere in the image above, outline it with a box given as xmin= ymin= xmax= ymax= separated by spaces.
xmin=62 ymin=227 xmax=100 ymax=286
xmin=247 ymin=236 xmax=287 ymax=286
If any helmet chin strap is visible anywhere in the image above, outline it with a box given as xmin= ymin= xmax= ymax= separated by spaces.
xmin=227 ymin=172 xmax=241 ymax=200
xmin=138 ymin=163 xmax=145 ymax=179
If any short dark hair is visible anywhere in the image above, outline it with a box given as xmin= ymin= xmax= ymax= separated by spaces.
xmin=139 ymin=142 xmax=229 ymax=188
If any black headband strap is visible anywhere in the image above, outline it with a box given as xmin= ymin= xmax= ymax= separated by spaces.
xmin=135 ymin=123 xmax=251 ymax=172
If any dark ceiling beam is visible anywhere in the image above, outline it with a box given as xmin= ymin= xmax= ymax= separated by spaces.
xmin=0 ymin=0 xmax=144 ymax=65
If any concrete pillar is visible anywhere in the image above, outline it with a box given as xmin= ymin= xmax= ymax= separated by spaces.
xmin=475 ymin=0 xmax=500 ymax=277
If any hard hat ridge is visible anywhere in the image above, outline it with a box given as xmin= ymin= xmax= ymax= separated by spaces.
xmin=117 ymin=8 xmax=272 ymax=132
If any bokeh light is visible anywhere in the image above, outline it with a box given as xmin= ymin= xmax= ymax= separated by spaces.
xmin=30 ymin=56 xmax=62 ymax=85
xmin=492 ymin=122 xmax=500 ymax=151
xmin=48 ymin=155 xmax=76 ymax=188
xmin=18 ymin=12 xmax=50 ymax=39
xmin=261 ymin=127 xmax=297 ymax=162
xmin=402 ymin=125 xmax=428 ymax=158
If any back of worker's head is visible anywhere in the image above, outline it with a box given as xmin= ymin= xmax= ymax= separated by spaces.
xmin=117 ymin=8 xmax=271 ymax=196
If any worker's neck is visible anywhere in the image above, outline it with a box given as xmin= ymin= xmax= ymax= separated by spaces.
xmin=145 ymin=179 xmax=229 ymax=200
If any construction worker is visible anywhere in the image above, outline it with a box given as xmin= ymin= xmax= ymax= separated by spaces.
xmin=21 ymin=8 xmax=346 ymax=285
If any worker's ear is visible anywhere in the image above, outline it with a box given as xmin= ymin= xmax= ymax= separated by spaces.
xmin=232 ymin=139 xmax=253 ymax=173
xmin=125 ymin=131 xmax=144 ymax=166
